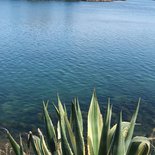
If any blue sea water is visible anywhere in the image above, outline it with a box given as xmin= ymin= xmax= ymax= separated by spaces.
xmin=0 ymin=0 xmax=155 ymax=135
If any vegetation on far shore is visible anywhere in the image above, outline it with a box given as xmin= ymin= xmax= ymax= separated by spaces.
xmin=1 ymin=90 xmax=155 ymax=155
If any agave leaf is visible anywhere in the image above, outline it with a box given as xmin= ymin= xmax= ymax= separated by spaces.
xmin=111 ymin=112 xmax=125 ymax=155
xmin=109 ymin=122 xmax=131 ymax=144
xmin=70 ymin=98 xmax=83 ymax=132
xmin=57 ymin=121 xmax=61 ymax=141
xmin=38 ymin=128 xmax=52 ymax=155
xmin=77 ymin=98 xmax=83 ymax=132
xmin=57 ymin=96 xmax=73 ymax=155
xmin=6 ymin=130 xmax=21 ymax=155
xmin=57 ymin=121 xmax=62 ymax=155
xmin=127 ymin=136 xmax=150 ymax=155
xmin=62 ymin=103 xmax=77 ymax=154
xmin=19 ymin=135 xmax=25 ymax=155
xmin=57 ymin=95 xmax=66 ymax=121
xmin=125 ymin=99 xmax=140 ymax=153
xmin=59 ymin=120 xmax=74 ymax=155
xmin=70 ymin=98 xmax=85 ymax=155
xmin=53 ymin=102 xmax=60 ymax=117
xmin=64 ymin=104 xmax=67 ymax=115
xmin=87 ymin=90 xmax=103 ymax=155
xmin=99 ymin=99 xmax=112 ymax=155
xmin=63 ymin=111 xmax=77 ymax=154
xmin=28 ymin=132 xmax=42 ymax=155
xmin=43 ymin=102 xmax=57 ymax=153
xmin=87 ymin=136 xmax=94 ymax=155
xmin=70 ymin=102 xmax=74 ymax=129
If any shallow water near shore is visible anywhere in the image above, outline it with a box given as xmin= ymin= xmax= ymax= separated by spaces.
xmin=0 ymin=0 xmax=155 ymax=138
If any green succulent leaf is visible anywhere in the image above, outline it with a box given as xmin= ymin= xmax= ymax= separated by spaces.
xmin=43 ymin=102 xmax=57 ymax=153
xmin=57 ymin=96 xmax=74 ymax=155
xmin=6 ymin=92 xmax=151 ymax=155
xmin=125 ymin=99 xmax=140 ymax=153
xmin=111 ymin=112 xmax=125 ymax=155
xmin=127 ymin=136 xmax=150 ymax=155
xmin=99 ymin=99 xmax=112 ymax=155
xmin=59 ymin=120 xmax=74 ymax=155
xmin=64 ymin=112 xmax=77 ymax=154
xmin=71 ymin=98 xmax=85 ymax=155
xmin=28 ymin=132 xmax=42 ymax=155
xmin=87 ymin=90 xmax=103 ymax=155
xmin=19 ymin=135 xmax=25 ymax=155
xmin=38 ymin=128 xmax=52 ymax=155
xmin=6 ymin=130 xmax=21 ymax=155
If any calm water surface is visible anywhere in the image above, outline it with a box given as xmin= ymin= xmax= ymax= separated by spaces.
xmin=0 ymin=0 xmax=155 ymax=136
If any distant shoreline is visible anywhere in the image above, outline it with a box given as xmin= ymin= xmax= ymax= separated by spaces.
xmin=82 ymin=0 xmax=126 ymax=2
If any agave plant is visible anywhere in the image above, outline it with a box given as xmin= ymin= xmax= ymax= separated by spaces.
xmin=6 ymin=90 xmax=152 ymax=155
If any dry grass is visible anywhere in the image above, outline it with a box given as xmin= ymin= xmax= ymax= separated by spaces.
xmin=0 ymin=143 xmax=13 ymax=155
